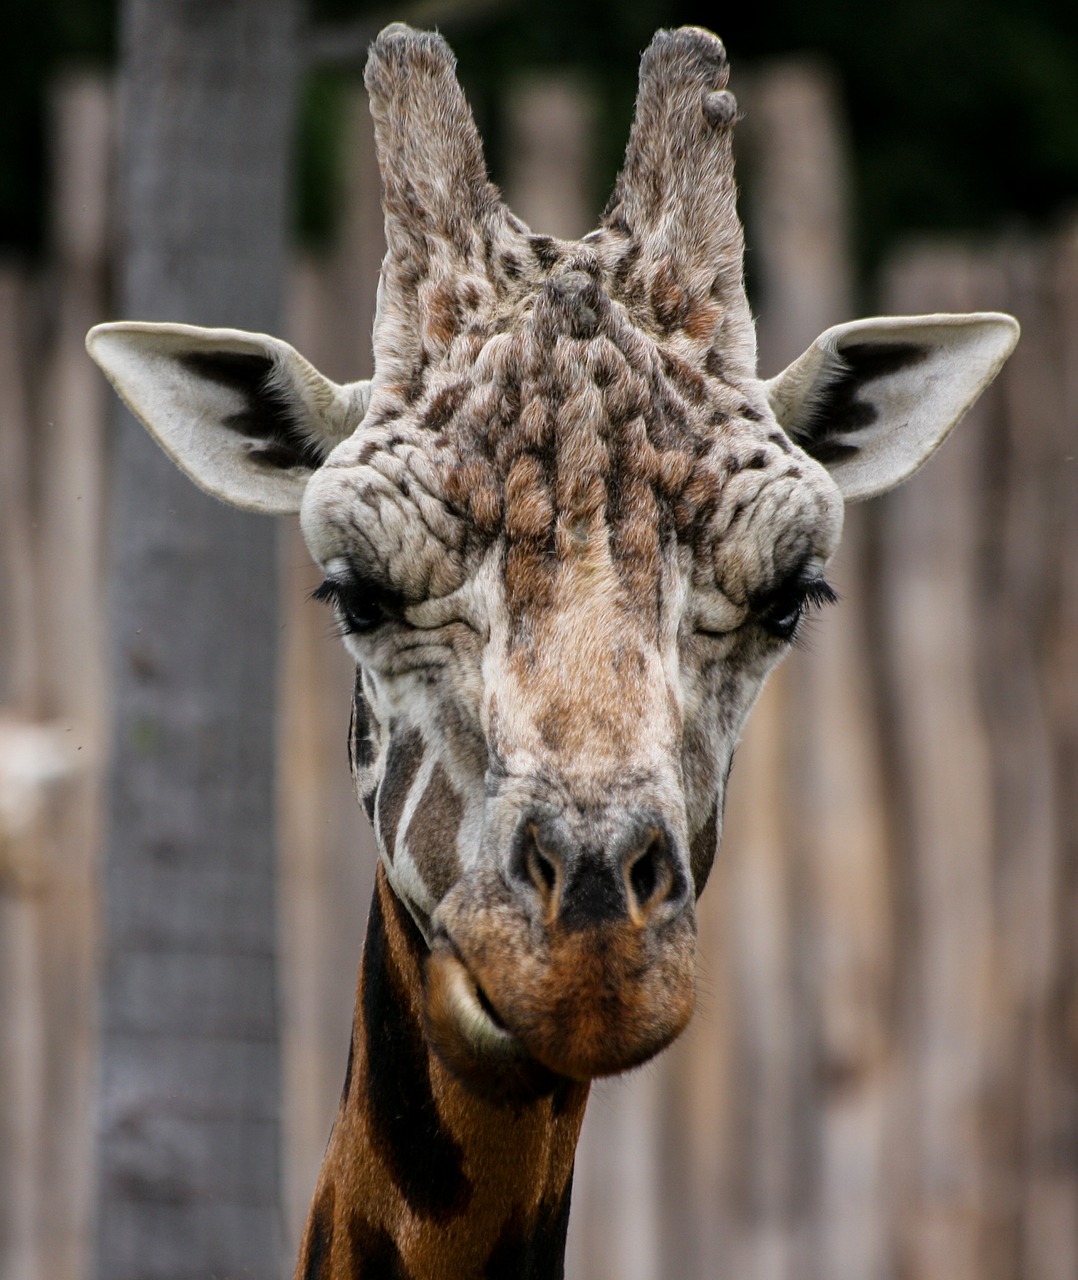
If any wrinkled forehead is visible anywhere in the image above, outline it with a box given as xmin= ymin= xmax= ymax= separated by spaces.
xmin=300 ymin=291 xmax=841 ymax=612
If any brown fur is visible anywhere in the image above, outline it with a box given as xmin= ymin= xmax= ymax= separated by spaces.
xmin=404 ymin=765 xmax=463 ymax=902
xmin=442 ymin=908 xmax=696 ymax=1081
xmin=295 ymin=868 xmax=587 ymax=1280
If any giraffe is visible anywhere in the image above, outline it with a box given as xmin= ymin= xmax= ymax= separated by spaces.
xmin=87 ymin=24 xmax=1018 ymax=1279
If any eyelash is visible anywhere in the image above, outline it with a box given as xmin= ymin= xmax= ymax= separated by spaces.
xmin=311 ymin=574 xmax=399 ymax=636
xmin=758 ymin=577 xmax=838 ymax=642
xmin=313 ymin=570 xmax=835 ymax=643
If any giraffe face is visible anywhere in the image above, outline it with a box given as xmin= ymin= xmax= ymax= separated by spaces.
xmin=299 ymin=254 xmax=844 ymax=1088
xmin=86 ymin=22 xmax=1017 ymax=1098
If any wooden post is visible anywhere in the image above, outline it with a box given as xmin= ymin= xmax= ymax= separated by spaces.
xmin=740 ymin=59 xmax=852 ymax=370
xmin=94 ymin=6 xmax=300 ymax=1277
xmin=36 ymin=73 xmax=112 ymax=1280
xmin=503 ymin=76 xmax=594 ymax=241
xmin=878 ymin=246 xmax=1002 ymax=1280
xmin=746 ymin=62 xmax=895 ymax=1280
xmin=0 ymin=265 xmax=39 ymax=713
xmin=1027 ymin=222 xmax=1078 ymax=1280
xmin=0 ymin=264 xmax=49 ymax=1280
xmin=0 ymin=71 xmax=112 ymax=1280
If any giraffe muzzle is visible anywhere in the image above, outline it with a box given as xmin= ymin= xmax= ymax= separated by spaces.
xmin=426 ymin=809 xmax=697 ymax=1090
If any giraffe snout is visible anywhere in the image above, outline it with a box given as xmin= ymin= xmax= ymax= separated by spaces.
xmin=507 ymin=808 xmax=691 ymax=932
xmin=427 ymin=794 xmax=698 ymax=1087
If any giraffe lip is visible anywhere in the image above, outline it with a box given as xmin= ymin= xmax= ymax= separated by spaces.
xmin=472 ymin=974 xmax=509 ymax=1032
xmin=446 ymin=940 xmax=511 ymax=1034
xmin=428 ymin=945 xmax=527 ymax=1062
xmin=425 ymin=944 xmax=569 ymax=1103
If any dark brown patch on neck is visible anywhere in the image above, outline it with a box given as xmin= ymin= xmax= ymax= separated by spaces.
xmin=361 ymin=876 xmax=473 ymax=1223
xmin=347 ymin=1213 xmax=414 ymax=1279
xmin=482 ymin=1177 xmax=575 ymax=1280
xmin=300 ymin=866 xmax=590 ymax=1279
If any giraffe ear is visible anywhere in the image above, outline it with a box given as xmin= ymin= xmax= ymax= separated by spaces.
xmin=764 ymin=313 xmax=1019 ymax=501
xmin=86 ymin=322 xmax=371 ymax=514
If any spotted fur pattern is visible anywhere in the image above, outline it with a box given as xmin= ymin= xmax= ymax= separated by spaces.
xmin=294 ymin=23 xmax=844 ymax=1276
xmin=305 ymin=24 xmax=840 ymax=928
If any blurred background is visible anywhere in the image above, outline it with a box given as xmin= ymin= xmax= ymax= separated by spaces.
xmin=1 ymin=2 xmax=1076 ymax=1278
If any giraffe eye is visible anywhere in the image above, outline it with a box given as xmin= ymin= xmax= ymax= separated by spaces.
xmin=312 ymin=570 xmax=403 ymax=636
xmin=758 ymin=576 xmax=837 ymax=642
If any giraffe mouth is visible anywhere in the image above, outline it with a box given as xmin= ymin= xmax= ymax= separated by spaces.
xmin=435 ymin=947 xmax=523 ymax=1058
xmin=425 ymin=945 xmax=567 ymax=1102
xmin=472 ymin=974 xmax=509 ymax=1032
xmin=427 ymin=864 xmax=698 ymax=1085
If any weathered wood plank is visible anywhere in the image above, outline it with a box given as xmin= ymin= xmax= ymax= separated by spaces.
xmin=0 ymin=266 xmax=39 ymax=712
xmin=504 ymin=75 xmax=595 ymax=241
xmin=0 ymin=72 xmax=112 ymax=1280
xmin=1006 ymin=226 xmax=1078 ymax=1280
xmin=747 ymin=60 xmax=897 ymax=1280
xmin=35 ymin=74 xmax=111 ymax=1280
xmin=0 ymin=891 xmax=46 ymax=1280
xmin=723 ymin=668 xmax=811 ymax=1280
xmin=879 ymin=246 xmax=999 ymax=1280
xmin=786 ymin=523 xmax=896 ymax=1280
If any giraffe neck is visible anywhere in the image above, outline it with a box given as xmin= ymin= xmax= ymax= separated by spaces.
xmin=295 ymin=865 xmax=590 ymax=1280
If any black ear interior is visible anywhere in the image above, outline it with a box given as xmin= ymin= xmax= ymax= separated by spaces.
xmin=790 ymin=341 xmax=929 ymax=465
xmin=180 ymin=350 xmax=328 ymax=471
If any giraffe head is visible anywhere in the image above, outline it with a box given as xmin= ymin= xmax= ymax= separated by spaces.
xmin=88 ymin=25 xmax=1017 ymax=1097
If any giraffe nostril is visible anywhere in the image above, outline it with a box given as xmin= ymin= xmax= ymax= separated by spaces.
xmin=511 ymin=820 xmax=563 ymax=919
xmin=624 ymin=829 xmax=679 ymax=924
xmin=510 ymin=810 xmax=688 ymax=929
xmin=527 ymin=841 xmax=557 ymax=898
xmin=629 ymin=839 xmax=659 ymax=904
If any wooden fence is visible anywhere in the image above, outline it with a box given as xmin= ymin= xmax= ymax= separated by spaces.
xmin=1 ymin=61 xmax=1075 ymax=1280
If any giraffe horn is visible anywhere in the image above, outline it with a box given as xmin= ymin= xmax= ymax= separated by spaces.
xmin=364 ymin=25 xmax=522 ymax=389
xmin=602 ymin=27 xmax=756 ymax=380
xmin=364 ymin=24 xmax=504 ymax=245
